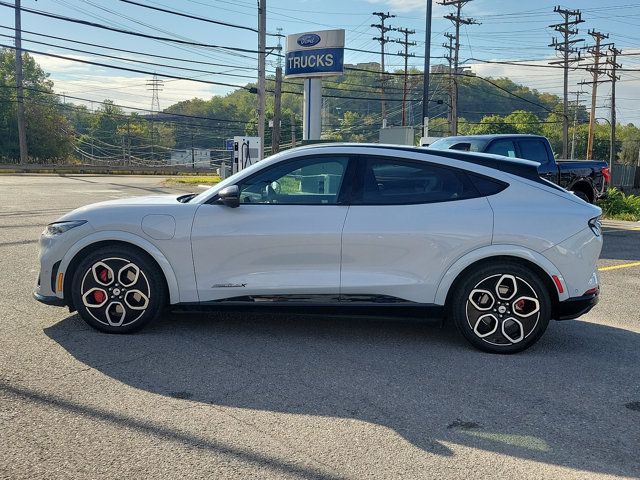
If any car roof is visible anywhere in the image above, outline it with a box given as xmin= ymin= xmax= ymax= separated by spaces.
xmin=435 ymin=134 xmax=547 ymax=141
xmin=281 ymin=143 xmax=552 ymax=188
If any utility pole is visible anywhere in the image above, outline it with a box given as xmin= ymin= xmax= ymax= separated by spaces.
xmin=422 ymin=0 xmax=433 ymax=139
xmin=568 ymin=90 xmax=584 ymax=160
xmin=443 ymin=32 xmax=455 ymax=135
xmin=605 ymin=46 xmax=621 ymax=170
xmin=372 ymin=11 xmax=396 ymax=127
xmin=257 ymin=0 xmax=266 ymax=159
xmin=580 ymin=30 xmax=610 ymax=160
xmin=393 ymin=28 xmax=416 ymax=127
xmin=549 ymin=6 xmax=584 ymax=160
xmin=14 ymin=0 xmax=28 ymax=166
xmin=271 ymin=28 xmax=283 ymax=154
xmin=439 ymin=0 xmax=479 ymax=136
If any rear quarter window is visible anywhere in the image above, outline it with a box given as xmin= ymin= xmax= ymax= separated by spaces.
xmin=517 ymin=139 xmax=550 ymax=164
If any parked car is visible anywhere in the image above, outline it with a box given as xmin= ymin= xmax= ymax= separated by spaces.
xmin=426 ymin=134 xmax=609 ymax=203
xmin=34 ymin=144 xmax=602 ymax=353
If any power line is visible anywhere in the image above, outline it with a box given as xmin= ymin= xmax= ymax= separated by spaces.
xmin=0 ymin=1 xmax=265 ymax=54
xmin=0 ymin=44 xmax=254 ymax=90
xmin=0 ymin=25 xmax=257 ymax=70
xmin=118 ymin=0 xmax=261 ymax=34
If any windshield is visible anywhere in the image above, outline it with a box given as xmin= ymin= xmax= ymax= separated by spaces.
xmin=189 ymin=150 xmax=292 ymax=203
xmin=429 ymin=137 xmax=489 ymax=153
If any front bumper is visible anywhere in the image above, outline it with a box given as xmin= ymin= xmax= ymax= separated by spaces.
xmin=555 ymin=292 xmax=599 ymax=320
xmin=33 ymin=291 xmax=67 ymax=307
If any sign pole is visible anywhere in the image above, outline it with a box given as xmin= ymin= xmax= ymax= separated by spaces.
xmin=303 ymin=78 xmax=322 ymax=140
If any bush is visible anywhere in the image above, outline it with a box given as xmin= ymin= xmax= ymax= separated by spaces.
xmin=598 ymin=188 xmax=640 ymax=221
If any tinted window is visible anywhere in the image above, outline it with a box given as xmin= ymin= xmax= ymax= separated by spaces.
xmin=237 ymin=156 xmax=348 ymax=205
xmin=468 ymin=173 xmax=509 ymax=196
xmin=429 ymin=137 xmax=488 ymax=152
xmin=486 ymin=139 xmax=517 ymax=157
xmin=518 ymin=139 xmax=549 ymax=163
xmin=358 ymin=158 xmax=477 ymax=205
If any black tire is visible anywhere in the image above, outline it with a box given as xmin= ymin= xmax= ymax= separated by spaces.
xmin=449 ymin=261 xmax=551 ymax=354
xmin=71 ymin=245 xmax=166 ymax=333
xmin=572 ymin=190 xmax=591 ymax=203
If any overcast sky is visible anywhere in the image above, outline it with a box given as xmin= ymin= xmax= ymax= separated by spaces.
xmin=6 ymin=0 xmax=640 ymax=124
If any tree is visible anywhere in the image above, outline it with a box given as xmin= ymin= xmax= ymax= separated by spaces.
xmin=0 ymin=49 xmax=73 ymax=161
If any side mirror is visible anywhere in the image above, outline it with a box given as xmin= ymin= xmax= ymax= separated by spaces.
xmin=217 ymin=185 xmax=240 ymax=208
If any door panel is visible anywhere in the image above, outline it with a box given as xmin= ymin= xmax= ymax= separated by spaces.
xmin=192 ymin=204 xmax=349 ymax=301
xmin=340 ymin=156 xmax=493 ymax=304
xmin=340 ymin=199 xmax=493 ymax=304
xmin=191 ymin=155 xmax=352 ymax=302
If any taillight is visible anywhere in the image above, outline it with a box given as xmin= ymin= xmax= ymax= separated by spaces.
xmin=589 ymin=216 xmax=602 ymax=237
xmin=602 ymin=167 xmax=611 ymax=184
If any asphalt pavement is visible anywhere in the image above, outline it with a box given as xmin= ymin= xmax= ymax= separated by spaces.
xmin=1 ymin=174 xmax=639 ymax=479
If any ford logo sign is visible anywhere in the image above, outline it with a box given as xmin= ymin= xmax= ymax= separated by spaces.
xmin=297 ymin=34 xmax=321 ymax=47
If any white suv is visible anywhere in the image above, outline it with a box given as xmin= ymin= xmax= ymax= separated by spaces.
xmin=35 ymin=144 xmax=602 ymax=353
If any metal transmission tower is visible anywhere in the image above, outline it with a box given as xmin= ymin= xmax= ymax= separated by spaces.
xmin=439 ymin=0 xmax=479 ymax=136
xmin=393 ymin=28 xmax=416 ymax=127
xmin=549 ymin=6 xmax=584 ymax=160
xmin=146 ymin=74 xmax=163 ymax=163
xmin=147 ymin=74 xmax=163 ymax=112
xmin=580 ymin=30 xmax=610 ymax=160
xmin=372 ymin=11 xmax=396 ymax=127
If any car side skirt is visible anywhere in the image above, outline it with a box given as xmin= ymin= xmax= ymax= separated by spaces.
xmin=172 ymin=294 xmax=445 ymax=319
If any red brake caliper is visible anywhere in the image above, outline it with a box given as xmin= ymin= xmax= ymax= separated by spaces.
xmin=94 ymin=290 xmax=106 ymax=303
xmin=515 ymin=299 xmax=525 ymax=312
xmin=99 ymin=268 xmax=109 ymax=283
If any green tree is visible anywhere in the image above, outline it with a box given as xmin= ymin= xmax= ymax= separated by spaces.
xmin=0 ymin=49 xmax=73 ymax=161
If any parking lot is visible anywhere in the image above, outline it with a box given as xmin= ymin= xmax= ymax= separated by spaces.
xmin=1 ymin=174 xmax=639 ymax=479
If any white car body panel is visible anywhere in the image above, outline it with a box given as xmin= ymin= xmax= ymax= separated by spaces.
xmin=433 ymin=244 xmax=571 ymax=305
xmin=35 ymin=144 xmax=603 ymax=318
xmin=191 ymin=204 xmax=349 ymax=301
xmin=340 ymin=197 xmax=493 ymax=303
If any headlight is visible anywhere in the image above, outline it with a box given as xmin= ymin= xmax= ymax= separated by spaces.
xmin=43 ymin=220 xmax=87 ymax=237
xmin=588 ymin=216 xmax=602 ymax=237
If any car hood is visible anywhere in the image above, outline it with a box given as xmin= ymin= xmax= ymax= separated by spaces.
xmin=57 ymin=194 xmax=186 ymax=222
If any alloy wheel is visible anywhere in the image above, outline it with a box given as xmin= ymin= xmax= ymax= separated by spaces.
xmin=465 ymin=274 xmax=541 ymax=346
xmin=80 ymin=257 xmax=151 ymax=327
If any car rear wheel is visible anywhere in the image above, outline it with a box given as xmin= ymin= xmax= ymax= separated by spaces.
xmin=71 ymin=246 xmax=166 ymax=333
xmin=450 ymin=262 xmax=551 ymax=354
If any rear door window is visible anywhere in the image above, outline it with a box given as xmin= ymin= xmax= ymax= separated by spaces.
xmin=355 ymin=157 xmax=478 ymax=205
xmin=486 ymin=139 xmax=517 ymax=158
xmin=517 ymin=139 xmax=550 ymax=164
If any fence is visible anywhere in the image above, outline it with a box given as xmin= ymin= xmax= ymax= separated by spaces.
xmin=611 ymin=163 xmax=639 ymax=189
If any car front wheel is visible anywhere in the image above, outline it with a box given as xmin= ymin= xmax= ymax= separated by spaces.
xmin=450 ymin=262 xmax=551 ymax=354
xmin=71 ymin=246 xmax=166 ymax=333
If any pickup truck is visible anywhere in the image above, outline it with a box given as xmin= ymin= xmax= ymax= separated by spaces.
xmin=426 ymin=134 xmax=609 ymax=203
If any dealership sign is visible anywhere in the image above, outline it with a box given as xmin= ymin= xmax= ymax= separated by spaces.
xmin=285 ymin=29 xmax=345 ymax=78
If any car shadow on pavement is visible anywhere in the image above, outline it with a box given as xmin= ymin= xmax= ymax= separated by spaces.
xmin=45 ymin=312 xmax=640 ymax=477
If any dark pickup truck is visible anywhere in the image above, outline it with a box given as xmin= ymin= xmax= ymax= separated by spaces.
xmin=426 ymin=134 xmax=609 ymax=203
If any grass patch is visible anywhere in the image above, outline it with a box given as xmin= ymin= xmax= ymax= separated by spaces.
xmin=599 ymin=188 xmax=640 ymax=221
xmin=164 ymin=175 xmax=221 ymax=186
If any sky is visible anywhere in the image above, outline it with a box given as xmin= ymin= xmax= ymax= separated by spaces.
xmin=4 ymin=0 xmax=640 ymax=124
